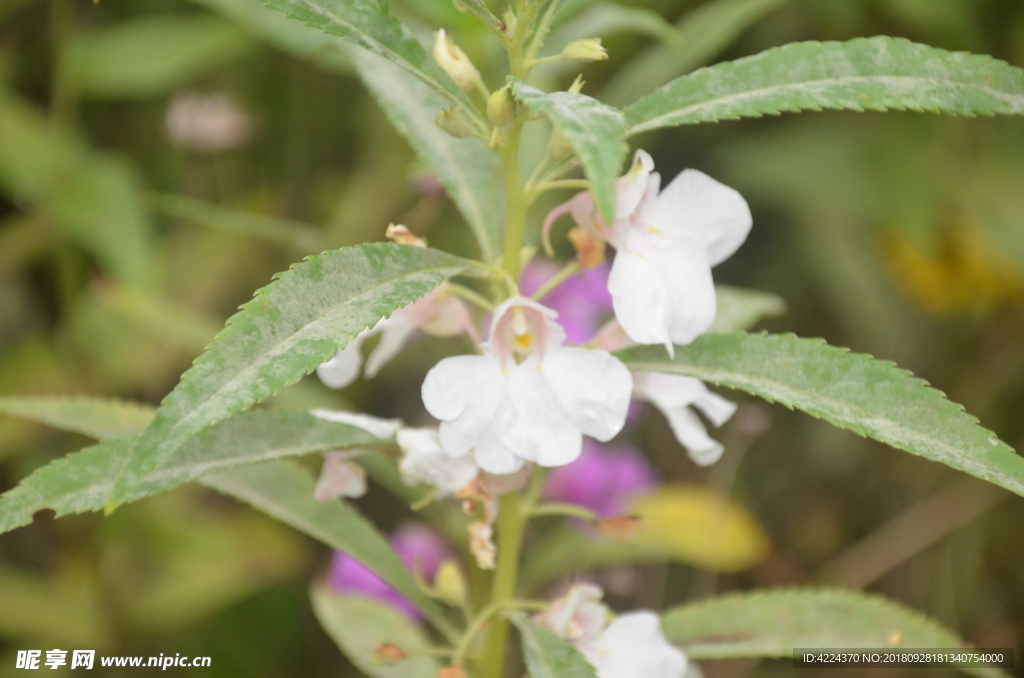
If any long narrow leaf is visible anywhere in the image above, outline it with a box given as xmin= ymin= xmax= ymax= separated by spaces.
xmin=510 ymin=615 xmax=597 ymax=678
xmin=352 ymin=49 xmax=503 ymax=261
xmin=105 ymin=243 xmax=479 ymax=509
xmin=0 ymin=395 xmax=154 ymax=440
xmin=618 ymin=333 xmax=1024 ymax=497
xmin=662 ymin=589 xmax=1010 ymax=678
xmin=0 ymin=411 xmax=385 ymax=534
xmin=626 ymin=37 xmax=1024 ymax=135
xmin=200 ymin=460 xmax=452 ymax=635
xmin=259 ymin=0 xmax=485 ymax=130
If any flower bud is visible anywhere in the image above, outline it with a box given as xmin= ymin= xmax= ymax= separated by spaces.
xmin=435 ymin=108 xmax=474 ymax=139
xmin=467 ymin=521 xmax=496 ymax=570
xmin=433 ymin=29 xmax=481 ymax=93
xmin=561 ymin=38 xmax=608 ymax=62
xmin=568 ymin=226 xmax=606 ymax=269
xmin=432 ymin=560 xmax=467 ymax=607
xmin=487 ymin=86 xmax=517 ymax=127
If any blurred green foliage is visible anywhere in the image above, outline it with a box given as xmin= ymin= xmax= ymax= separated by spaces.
xmin=1 ymin=0 xmax=1023 ymax=675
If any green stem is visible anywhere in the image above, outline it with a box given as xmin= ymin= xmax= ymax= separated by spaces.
xmin=479 ymin=492 xmax=526 ymax=678
xmin=530 ymin=261 xmax=581 ymax=302
xmin=447 ymin=283 xmax=497 ymax=312
xmin=499 ymin=117 xmax=527 ymax=282
xmin=527 ymin=502 xmax=597 ymax=521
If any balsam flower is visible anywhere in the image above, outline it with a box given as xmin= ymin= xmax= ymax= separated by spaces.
xmin=544 ymin=150 xmax=752 ymax=353
xmin=327 ymin=523 xmax=450 ymax=622
xmin=537 ymin=584 xmax=687 ymax=678
xmin=317 ymin=285 xmax=475 ymax=389
xmin=422 ymin=296 xmax=632 ymax=475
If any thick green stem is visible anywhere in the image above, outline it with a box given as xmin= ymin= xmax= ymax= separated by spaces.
xmin=479 ymin=492 xmax=526 ymax=678
xmin=499 ymin=119 xmax=526 ymax=281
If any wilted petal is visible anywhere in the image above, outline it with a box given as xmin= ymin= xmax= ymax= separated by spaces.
xmin=315 ymin=452 xmax=367 ymax=502
xmin=543 ymin=347 xmax=632 ymax=442
xmin=536 ymin=583 xmax=608 ymax=642
xmin=580 ymin=612 xmax=687 ymax=678
xmin=397 ymin=427 xmax=479 ymax=495
xmin=423 ymin=354 xmax=504 ymax=457
xmin=647 ymin=168 xmax=752 ymax=267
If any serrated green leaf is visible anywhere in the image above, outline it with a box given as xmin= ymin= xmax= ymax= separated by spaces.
xmin=311 ymin=584 xmax=440 ymax=678
xmin=0 ymin=88 xmax=154 ymax=285
xmin=626 ymin=37 xmax=1024 ymax=136
xmin=510 ymin=79 xmax=627 ymax=225
xmin=617 ymin=333 xmax=1024 ymax=497
xmin=63 ymin=14 xmax=252 ymax=98
xmin=510 ymin=614 xmax=598 ymax=678
xmin=259 ymin=0 xmax=486 ymax=131
xmin=105 ymin=243 xmax=479 ymax=509
xmin=0 ymin=411 xmax=385 ymax=535
xmin=662 ymin=588 xmax=1010 ymax=678
xmin=709 ymin=284 xmax=786 ymax=333
xmin=0 ymin=395 xmax=154 ymax=440
xmin=352 ymin=48 xmax=503 ymax=261
xmin=200 ymin=460 xmax=452 ymax=635
xmin=603 ymin=0 xmax=790 ymax=107
xmin=185 ymin=0 xmax=353 ymax=74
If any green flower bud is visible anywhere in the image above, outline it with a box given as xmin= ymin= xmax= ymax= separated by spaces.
xmin=546 ymin=126 xmax=572 ymax=161
xmin=435 ymin=108 xmax=474 ymax=139
xmin=561 ymin=38 xmax=608 ymax=62
xmin=487 ymin=86 xmax=517 ymax=127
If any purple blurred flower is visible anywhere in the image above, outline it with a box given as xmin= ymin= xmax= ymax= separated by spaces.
xmin=520 ymin=260 xmax=613 ymax=344
xmin=544 ymin=440 xmax=659 ymax=518
xmin=327 ymin=522 xmax=449 ymax=622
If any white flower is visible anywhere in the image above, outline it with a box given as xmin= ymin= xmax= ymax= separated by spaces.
xmin=421 ymin=296 xmax=632 ymax=475
xmin=166 ymin=92 xmax=252 ymax=152
xmin=545 ymin=151 xmax=752 ymax=354
xmin=397 ymin=427 xmax=480 ymax=496
xmin=537 ymin=584 xmax=687 ymax=678
xmin=317 ymin=285 xmax=475 ymax=389
xmin=580 ymin=612 xmax=688 ymax=678
xmin=632 ymin=373 xmax=737 ymax=466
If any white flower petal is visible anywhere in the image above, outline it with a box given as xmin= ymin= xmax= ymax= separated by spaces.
xmin=543 ymin=347 xmax=632 ymax=442
xmin=497 ymin=360 xmax=582 ymax=467
xmin=537 ymin=584 xmax=608 ymax=641
xmin=315 ymin=338 xmax=365 ymax=390
xmin=647 ymin=168 xmax=752 ymax=267
xmin=397 ymin=427 xmax=479 ymax=495
xmin=633 ymin=373 xmax=735 ymax=466
xmin=423 ymin=354 xmax=504 ymax=457
xmin=364 ymin=318 xmax=416 ymax=378
xmin=638 ymin=235 xmax=717 ymax=347
xmin=608 ymin=249 xmax=673 ymax=353
xmin=310 ymin=409 xmax=402 ymax=439
xmin=580 ymin=612 xmax=687 ymax=678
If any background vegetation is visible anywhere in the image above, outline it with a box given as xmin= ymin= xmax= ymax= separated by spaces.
xmin=1 ymin=0 xmax=1023 ymax=675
